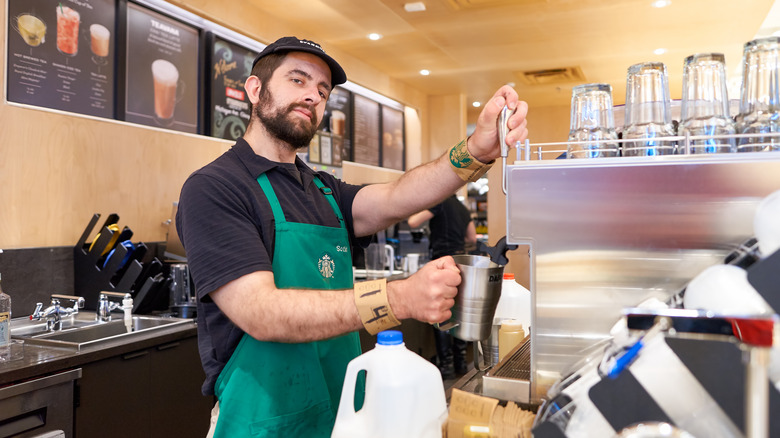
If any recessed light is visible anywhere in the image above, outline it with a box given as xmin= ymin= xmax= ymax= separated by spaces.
xmin=654 ymin=48 xmax=667 ymax=55
xmin=472 ymin=101 xmax=481 ymax=108
xmin=404 ymin=2 xmax=426 ymax=12
xmin=368 ymin=33 xmax=382 ymax=41
xmin=651 ymin=0 xmax=671 ymax=8
xmin=419 ymin=69 xmax=430 ymax=76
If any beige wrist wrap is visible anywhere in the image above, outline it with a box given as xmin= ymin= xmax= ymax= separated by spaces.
xmin=354 ymin=279 xmax=400 ymax=335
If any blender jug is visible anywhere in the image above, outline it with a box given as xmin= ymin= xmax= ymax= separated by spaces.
xmin=169 ymin=264 xmax=195 ymax=318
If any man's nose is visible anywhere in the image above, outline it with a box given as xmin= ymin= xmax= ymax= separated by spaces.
xmin=303 ymin=86 xmax=322 ymax=105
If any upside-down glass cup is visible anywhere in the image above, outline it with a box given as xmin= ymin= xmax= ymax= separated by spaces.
xmin=679 ymin=53 xmax=736 ymax=154
xmin=623 ymin=62 xmax=677 ymax=156
xmin=737 ymin=37 xmax=780 ymax=152
xmin=567 ymin=83 xmax=620 ymax=158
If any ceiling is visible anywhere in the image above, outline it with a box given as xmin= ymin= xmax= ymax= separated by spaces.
xmin=243 ymin=0 xmax=776 ymax=121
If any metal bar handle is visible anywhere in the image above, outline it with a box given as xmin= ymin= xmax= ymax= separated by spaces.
xmin=499 ymin=105 xmax=512 ymax=195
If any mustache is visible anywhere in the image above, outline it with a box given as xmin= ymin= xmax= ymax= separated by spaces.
xmin=288 ymin=103 xmax=317 ymax=125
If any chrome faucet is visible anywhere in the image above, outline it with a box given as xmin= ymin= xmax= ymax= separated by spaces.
xmin=97 ymin=291 xmax=133 ymax=322
xmin=30 ymin=294 xmax=86 ymax=331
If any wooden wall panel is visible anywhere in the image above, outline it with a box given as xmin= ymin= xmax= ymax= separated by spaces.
xmin=0 ymin=102 xmax=230 ymax=248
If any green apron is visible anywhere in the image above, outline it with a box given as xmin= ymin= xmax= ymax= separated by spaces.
xmin=212 ymin=173 xmax=363 ymax=437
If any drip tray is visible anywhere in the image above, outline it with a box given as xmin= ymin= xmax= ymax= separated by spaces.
xmin=482 ymin=336 xmax=531 ymax=403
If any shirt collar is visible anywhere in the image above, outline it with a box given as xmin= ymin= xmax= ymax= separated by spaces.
xmin=233 ymin=137 xmax=317 ymax=181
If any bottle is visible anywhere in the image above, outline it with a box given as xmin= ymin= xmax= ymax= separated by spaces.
xmin=0 ymin=273 xmax=11 ymax=361
xmin=332 ymin=330 xmax=448 ymax=438
xmin=498 ymin=319 xmax=525 ymax=361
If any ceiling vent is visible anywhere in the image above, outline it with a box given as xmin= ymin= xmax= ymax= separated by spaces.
xmin=516 ymin=66 xmax=586 ymax=86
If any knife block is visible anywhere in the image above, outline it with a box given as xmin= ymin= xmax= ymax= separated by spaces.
xmin=73 ymin=213 xmax=144 ymax=310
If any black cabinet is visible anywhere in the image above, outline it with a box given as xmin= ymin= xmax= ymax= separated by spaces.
xmin=74 ymin=336 xmax=212 ymax=438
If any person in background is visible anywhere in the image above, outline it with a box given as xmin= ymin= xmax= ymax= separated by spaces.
xmin=408 ymin=194 xmax=477 ymax=379
xmin=176 ymin=36 xmax=528 ymax=438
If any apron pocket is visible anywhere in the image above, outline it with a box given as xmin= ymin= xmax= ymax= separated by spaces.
xmin=249 ymin=400 xmax=334 ymax=437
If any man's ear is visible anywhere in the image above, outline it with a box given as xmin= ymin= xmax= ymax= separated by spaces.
xmin=245 ymin=76 xmax=261 ymax=105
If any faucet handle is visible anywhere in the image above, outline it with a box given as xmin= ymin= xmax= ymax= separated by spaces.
xmin=51 ymin=294 xmax=85 ymax=309
xmin=30 ymin=302 xmax=44 ymax=320
xmin=100 ymin=291 xmax=130 ymax=300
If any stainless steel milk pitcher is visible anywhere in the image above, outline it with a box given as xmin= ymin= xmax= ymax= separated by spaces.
xmin=435 ymin=254 xmax=504 ymax=342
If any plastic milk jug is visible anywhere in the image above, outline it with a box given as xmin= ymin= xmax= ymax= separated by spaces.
xmin=331 ymin=330 xmax=448 ymax=438
xmin=494 ymin=273 xmax=531 ymax=336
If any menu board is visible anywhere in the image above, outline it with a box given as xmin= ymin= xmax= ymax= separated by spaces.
xmin=324 ymin=87 xmax=352 ymax=163
xmin=209 ymin=35 xmax=257 ymax=140
xmin=123 ymin=3 xmax=199 ymax=133
xmin=353 ymin=94 xmax=380 ymax=167
xmin=382 ymin=106 xmax=405 ymax=171
xmin=331 ymin=135 xmax=343 ymax=167
xmin=7 ymin=0 xmax=116 ymax=117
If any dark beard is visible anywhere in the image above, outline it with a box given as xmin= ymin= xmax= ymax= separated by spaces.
xmin=255 ymin=86 xmax=318 ymax=151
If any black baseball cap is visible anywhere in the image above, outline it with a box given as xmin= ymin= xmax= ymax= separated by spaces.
xmin=252 ymin=36 xmax=347 ymax=87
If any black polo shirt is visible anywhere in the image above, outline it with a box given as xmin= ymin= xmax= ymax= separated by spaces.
xmin=176 ymin=138 xmax=364 ymax=396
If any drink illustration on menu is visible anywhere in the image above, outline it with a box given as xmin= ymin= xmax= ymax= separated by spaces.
xmin=6 ymin=0 xmax=116 ymax=118
xmin=90 ymin=23 xmax=110 ymax=65
xmin=152 ymin=59 xmax=181 ymax=126
xmin=15 ymin=13 xmax=46 ymax=47
xmin=56 ymin=5 xmax=79 ymax=56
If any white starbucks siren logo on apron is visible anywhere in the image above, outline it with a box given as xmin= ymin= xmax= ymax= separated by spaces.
xmin=318 ymin=253 xmax=335 ymax=278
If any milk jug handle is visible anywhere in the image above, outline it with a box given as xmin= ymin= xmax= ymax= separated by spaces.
xmin=335 ymin=360 xmax=364 ymax=420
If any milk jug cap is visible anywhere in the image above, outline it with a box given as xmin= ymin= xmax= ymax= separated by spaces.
xmin=377 ymin=330 xmax=403 ymax=345
xmin=503 ymin=273 xmax=515 ymax=280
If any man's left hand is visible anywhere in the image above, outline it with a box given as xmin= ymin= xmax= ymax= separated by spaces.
xmin=468 ymin=85 xmax=529 ymax=164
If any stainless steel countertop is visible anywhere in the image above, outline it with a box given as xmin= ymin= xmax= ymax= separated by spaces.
xmin=0 ymin=318 xmax=197 ymax=386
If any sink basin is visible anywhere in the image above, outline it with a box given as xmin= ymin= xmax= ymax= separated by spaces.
xmin=11 ymin=313 xmax=193 ymax=350
xmin=10 ymin=317 xmax=97 ymax=337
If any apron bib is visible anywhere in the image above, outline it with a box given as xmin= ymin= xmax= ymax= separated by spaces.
xmin=212 ymin=173 xmax=362 ymax=437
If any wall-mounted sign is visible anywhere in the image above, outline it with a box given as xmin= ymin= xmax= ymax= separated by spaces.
xmin=381 ymin=105 xmax=404 ymax=171
xmin=321 ymin=87 xmax=352 ymax=164
xmin=308 ymin=133 xmax=320 ymax=163
xmin=320 ymin=134 xmax=332 ymax=165
xmin=331 ymin=135 xmax=343 ymax=167
xmin=7 ymin=0 xmax=116 ymax=118
xmin=353 ymin=93 xmax=380 ymax=167
xmin=123 ymin=2 xmax=199 ymax=133
xmin=208 ymin=34 xmax=256 ymax=140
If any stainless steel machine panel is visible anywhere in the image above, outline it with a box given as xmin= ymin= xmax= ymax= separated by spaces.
xmin=505 ymin=152 xmax=780 ymax=403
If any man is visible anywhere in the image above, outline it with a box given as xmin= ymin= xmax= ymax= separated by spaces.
xmin=408 ymin=194 xmax=477 ymax=379
xmin=176 ymin=36 xmax=528 ymax=437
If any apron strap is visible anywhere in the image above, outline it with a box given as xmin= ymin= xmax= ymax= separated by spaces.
xmin=312 ymin=177 xmax=345 ymax=226
xmin=257 ymin=173 xmax=287 ymax=224
xmin=257 ymin=172 xmax=345 ymax=228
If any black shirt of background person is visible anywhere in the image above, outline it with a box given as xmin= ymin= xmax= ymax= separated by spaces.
xmin=428 ymin=195 xmax=472 ymax=259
